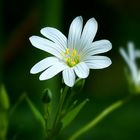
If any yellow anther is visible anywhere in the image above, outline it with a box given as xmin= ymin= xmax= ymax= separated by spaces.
xmin=78 ymin=55 xmax=81 ymax=59
xmin=72 ymin=49 xmax=77 ymax=56
xmin=63 ymin=48 xmax=81 ymax=67
xmin=66 ymin=57 xmax=70 ymax=62
xmin=65 ymin=48 xmax=69 ymax=55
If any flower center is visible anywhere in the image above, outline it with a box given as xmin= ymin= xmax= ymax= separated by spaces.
xmin=63 ymin=48 xmax=81 ymax=67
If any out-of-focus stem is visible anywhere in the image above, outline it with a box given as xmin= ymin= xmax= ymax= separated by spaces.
xmin=0 ymin=0 xmax=3 ymax=84
xmin=41 ymin=0 xmax=64 ymax=130
xmin=69 ymin=96 xmax=132 ymax=140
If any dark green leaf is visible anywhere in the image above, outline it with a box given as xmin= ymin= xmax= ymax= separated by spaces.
xmin=25 ymin=96 xmax=46 ymax=130
xmin=62 ymin=98 xmax=89 ymax=129
xmin=0 ymin=85 xmax=10 ymax=110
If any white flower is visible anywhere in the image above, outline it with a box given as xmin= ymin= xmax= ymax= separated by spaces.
xmin=29 ymin=16 xmax=112 ymax=87
xmin=120 ymin=42 xmax=140 ymax=88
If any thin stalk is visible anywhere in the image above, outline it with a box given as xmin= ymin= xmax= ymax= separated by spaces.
xmin=69 ymin=96 xmax=132 ymax=140
xmin=9 ymin=94 xmax=26 ymax=116
xmin=55 ymin=86 xmax=69 ymax=126
xmin=0 ymin=112 xmax=8 ymax=140
xmin=41 ymin=0 xmax=64 ymax=131
xmin=64 ymin=90 xmax=75 ymax=111
xmin=47 ymin=86 xmax=69 ymax=139
xmin=0 ymin=0 xmax=3 ymax=84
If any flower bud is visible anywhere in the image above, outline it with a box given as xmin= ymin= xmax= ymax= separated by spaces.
xmin=41 ymin=88 xmax=52 ymax=104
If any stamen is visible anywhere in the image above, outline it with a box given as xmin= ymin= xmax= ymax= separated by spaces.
xmin=63 ymin=48 xmax=81 ymax=67
xmin=78 ymin=55 xmax=81 ymax=59
xmin=72 ymin=49 xmax=77 ymax=56
xmin=66 ymin=57 xmax=70 ymax=62
xmin=65 ymin=48 xmax=69 ymax=55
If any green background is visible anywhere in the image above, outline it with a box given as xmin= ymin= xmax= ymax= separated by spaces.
xmin=1 ymin=0 xmax=140 ymax=139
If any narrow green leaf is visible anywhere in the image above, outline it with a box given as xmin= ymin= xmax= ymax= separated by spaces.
xmin=62 ymin=98 xmax=89 ymax=129
xmin=0 ymin=85 xmax=10 ymax=110
xmin=10 ymin=93 xmax=46 ymax=130
xmin=25 ymin=96 xmax=46 ymax=130
xmin=0 ymin=112 xmax=8 ymax=140
xmin=10 ymin=94 xmax=26 ymax=115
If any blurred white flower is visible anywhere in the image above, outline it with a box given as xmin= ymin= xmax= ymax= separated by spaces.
xmin=120 ymin=42 xmax=140 ymax=92
xmin=29 ymin=16 xmax=112 ymax=87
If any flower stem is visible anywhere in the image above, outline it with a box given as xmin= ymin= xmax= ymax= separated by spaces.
xmin=69 ymin=96 xmax=132 ymax=140
xmin=55 ymin=86 xmax=69 ymax=124
xmin=49 ymin=86 xmax=69 ymax=139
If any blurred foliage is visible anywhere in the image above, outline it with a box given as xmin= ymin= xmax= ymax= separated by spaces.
xmin=0 ymin=85 xmax=9 ymax=140
xmin=8 ymin=93 xmax=45 ymax=140
xmin=1 ymin=0 xmax=140 ymax=140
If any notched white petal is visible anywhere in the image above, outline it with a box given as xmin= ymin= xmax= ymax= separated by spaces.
xmin=74 ymin=62 xmax=89 ymax=78
xmin=41 ymin=27 xmax=67 ymax=50
xmin=85 ymin=56 xmax=112 ymax=69
xmin=30 ymin=57 xmax=59 ymax=74
xmin=68 ymin=16 xmax=83 ymax=50
xmin=29 ymin=36 xmax=63 ymax=58
xmin=81 ymin=18 xmax=98 ymax=45
xmin=39 ymin=63 xmax=67 ymax=80
xmin=81 ymin=40 xmax=112 ymax=58
xmin=63 ymin=68 xmax=75 ymax=87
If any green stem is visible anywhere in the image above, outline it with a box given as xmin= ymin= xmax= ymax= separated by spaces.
xmin=64 ymin=90 xmax=75 ymax=111
xmin=47 ymin=86 xmax=69 ymax=139
xmin=55 ymin=86 xmax=69 ymax=125
xmin=0 ymin=112 xmax=8 ymax=140
xmin=69 ymin=96 xmax=132 ymax=140
xmin=10 ymin=94 xmax=26 ymax=116
xmin=41 ymin=0 xmax=64 ymax=131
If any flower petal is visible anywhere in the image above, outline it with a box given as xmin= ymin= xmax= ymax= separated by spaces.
xmin=84 ymin=56 xmax=112 ymax=69
xmin=29 ymin=36 xmax=63 ymax=58
xmin=80 ymin=18 xmax=97 ymax=46
xmin=39 ymin=62 xmax=67 ymax=80
xmin=30 ymin=57 xmax=59 ymax=74
xmin=68 ymin=16 xmax=83 ymax=50
xmin=120 ymin=47 xmax=138 ymax=82
xmin=128 ymin=42 xmax=135 ymax=61
xmin=119 ymin=48 xmax=130 ymax=65
xmin=63 ymin=68 xmax=75 ymax=87
xmin=81 ymin=40 xmax=112 ymax=59
xmin=135 ymin=50 xmax=140 ymax=58
xmin=137 ymin=72 xmax=140 ymax=84
xmin=40 ymin=27 xmax=67 ymax=50
xmin=74 ymin=62 xmax=89 ymax=78
xmin=130 ymin=61 xmax=138 ymax=83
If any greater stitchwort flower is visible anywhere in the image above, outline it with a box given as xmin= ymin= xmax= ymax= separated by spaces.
xmin=120 ymin=42 xmax=140 ymax=93
xmin=30 ymin=16 xmax=112 ymax=87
